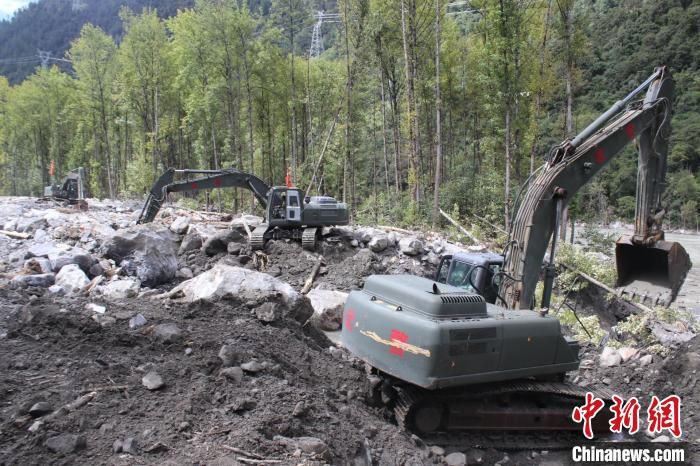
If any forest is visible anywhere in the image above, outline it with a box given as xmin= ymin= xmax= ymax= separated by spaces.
xmin=0 ymin=0 xmax=698 ymax=236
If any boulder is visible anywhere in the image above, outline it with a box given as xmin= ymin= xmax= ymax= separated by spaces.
xmin=307 ymin=288 xmax=348 ymax=331
xmin=170 ymin=216 xmax=190 ymax=234
xmin=179 ymin=230 xmax=203 ymax=255
xmin=617 ymin=347 xmax=639 ymax=362
xmin=274 ymin=435 xmax=329 ymax=456
xmin=444 ymin=452 xmax=467 ymax=466
xmin=153 ymin=323 xmax=183 ymax=344
xmin=368 ymin=235 xmax=389 ymax=253
xmin=24 ymin=257 xmax=52 ymax=274
xmin=45 ymin=434 xmax=86 ymax=454
xmin=101 ymin=278 xmax=141 ymax=300
xmin=11 ymin=273 xmax=55 ymax=288
xmin=650 ymin=321 xmax=696 ymax=346
xmin=26 ymin=242 xmax=70 ymax=259
xmin=101 ymin=226 xmax=178 ymax=287
xmin=142 ymin=372 xmax=165 ymax=390
xmin=230 ymin=214 xmax=264 ymax=229
xmin=218 ymin=345 xmax=241 ymax=367
xmin=55 ymin=264 xmax=90 ymax=295
xmin=227 ymin=242 xmax=242 ymax=256
xmin=639 ymin=354 xmax=653 ymax=366
xmin=129 ymin=313 xmax=147 ymax=329
xmin=399 ymin=237 xmax=424 ymax=256
xmin=176 ymin=267 xmax=194 ymax=279
xmin=48 ymin=247 xmax=96 ymax=274
xmin=202 ymin=230 xmax=243 ymax=256
xmin=220 ymin=367 xmax=244 ymax=382
xmin=599 ymin=346 xmax=622 ymax=367
xmin=16 ymin=217 xmax=47 ymax=233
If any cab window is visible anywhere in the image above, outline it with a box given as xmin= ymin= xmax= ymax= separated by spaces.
xmin=436 ymin=258 xmax=451 ymax=283
xmin=447 ymin=260 xmax=476 ymax=292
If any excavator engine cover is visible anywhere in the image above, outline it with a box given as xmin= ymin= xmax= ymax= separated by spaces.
xmin=342 ymin=275 xmax=580 ymax=390
xmin=615 ymin=236 xmax=691 ymax=306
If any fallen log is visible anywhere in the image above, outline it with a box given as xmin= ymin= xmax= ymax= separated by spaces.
xmin=301 ymin=256 xmax=324 ymax=295
xmin=222 ymin=445 xmax=264 ymax=459
xmin=439 ymin=208 xmax=480 ymax=243
xmin=0 ymin=230 xmax=30 ymax=240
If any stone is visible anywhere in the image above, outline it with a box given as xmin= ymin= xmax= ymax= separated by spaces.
xmin=129 ymin=313 xmax=147 ymax=329
xmin=368 ymin=235 xmax=389 ymax=252
xmin=307 ymin=288 xmax=348 ymax=331
xmin=241 ymin=361 xmax=264 ymax=373
xmin=88 ymin=262 xmax=105 ymax=277
xmin=55 ymin=264 xmax=90 ymax=295
xmin=122 ymin=437 xmax=139 ymax=454
xmin=24 ymin=257 xmax=52 ymax=274
xmin=29 ymin=401 xmax=53 ymax=417
xmin=26 ymin=241 xmax=69 ymax=259
xmin=101 ymin=226 xmax=178 ymax=287
xmin=350 ymin=239 xmax=359 ymax=247
xmin=650 ymin=321 xmax=696 ymax=346
xmin=218 ymin=345 xmax=241 ymax=367
xmin=466 ymin=448 xmax=485 ymax=463
xmin=48 ymin=247 xmax=95 ymax=274
xmin=651 ymin=435 xmax=670 ymax=443
xmin=227 ymin=242 xmax=242 ymax=255
xmin=424 ymin=251 xmax=442 ymax=266
xmin=44 ymin=433 xmax=86 ymax=454
xmin=230 ymin=214 xmax=264 ymax=229
xmin=444 ymin=452 xmax=467 ymax=466
xmin=85 ymin=303 xmax=106 ymax=314
xmin=170 ymin=216 xmax=190 ymax=234
xmin=11 ymin=273 xmax=55 ymax=288
xmin=398 ymin=237 xmax=424 ymax=256
xmin=254 ymin=302 xmax=278 ymax=322
xmin=202 ymin=230 xmax=243 ymax=256
xmin=275 ymin=435 xmax=328 ymax=456
xmin=176 ymin=267 xmax=193 ymax=279
xmin=639 ymin=354 xmax=653 ymax=366
xmin=113 ymin=439 xmax=123 ymax=453
xmin=152 ymin=323 xmax=183 ymax=344
xmin=429 ymin=446 xmax=445 ymax=457
xmin=101 ymin=278 xmax=141 ymax=300
xmin=92 ymin=314 xmax=116 ymax=327
xmin=599 ymin=346 xmax=622 ymax=367
xmin=16 ymin=216 xmax=48 ymax=233
xmin=618 ymin=347 xmax=639 ymax=362
xmin=220 ymin=367 xmax=244 ymax=382
xmin=178 ymin=231 xmax=202 ymax=255
xmin=142 ymin=372 xmax=165 ymax=390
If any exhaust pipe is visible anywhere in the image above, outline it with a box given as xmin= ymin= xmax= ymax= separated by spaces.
xmin=615 ymin=235 xmax=692 ymax=307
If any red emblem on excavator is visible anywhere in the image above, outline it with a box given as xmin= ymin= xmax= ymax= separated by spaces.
xmin=624 ymin=123 xmax=636 ymax=140
xmin=594 ymin=147 xmax=605 ymax=164
xmin=344 ymin=309 xmax=355 ymax=331
xmin=389 ymin=329 xmax=409 ymax=357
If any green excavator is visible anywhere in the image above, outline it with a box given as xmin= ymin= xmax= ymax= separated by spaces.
xmin=342 ymin=67 xmax=691 ymax=435
xmin=137 ymin=168 xmax=349 ymax=250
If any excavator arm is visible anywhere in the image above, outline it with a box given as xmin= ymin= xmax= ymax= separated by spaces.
xmin=499 ymin=66 xmax=689 ymax=310
xmin=137 ymin=168 xmax=271 ymax=224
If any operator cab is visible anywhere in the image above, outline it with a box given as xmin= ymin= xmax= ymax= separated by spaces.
xmin=267 ymin=187 xmax=303 ymax=226
xmin=435 ymin=252 xmax=504 ymax=304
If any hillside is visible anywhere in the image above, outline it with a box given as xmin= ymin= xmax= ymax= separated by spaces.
xmin=0 ymin=0 xmax=193 ymax=84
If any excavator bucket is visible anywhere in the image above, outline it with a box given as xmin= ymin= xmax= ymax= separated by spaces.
xmin=615 ymin=236 xmax=692 ymax=307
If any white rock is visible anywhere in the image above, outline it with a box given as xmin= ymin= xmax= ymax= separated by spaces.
xmin=85 ymin=303 xmax=106 ymax=314
xmin=398 ymin=237 xmax=424 ymax=256
xmin=618 ymin=347 xmax=638 ymax=362
xmin=165 ymin=264 xmax=300 ymax=306
xmin=142 ymin=371 xmax=165 ymax=390
xmin=177 ymin=267 xmax=194 ymax=279
xmin=55 ymin=264 xmax=90 ymax=295
xmin=100 ymin=278 xmax=141 ymax=300
xmin=307 ymin=288 xmax=348 ymax=331
xmin=170 ymin=216 xmax=191 ymax=234
xmin=599 ymin=346 xmax=622 ymax=367
xmin=639 ymin=354 xmax=653 ymax=366
xmin=444 ymin=452 xmax=467 ymax=466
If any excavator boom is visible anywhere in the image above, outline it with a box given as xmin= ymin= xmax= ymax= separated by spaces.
xmin=500 ymin=66 xmax=691 ymax=309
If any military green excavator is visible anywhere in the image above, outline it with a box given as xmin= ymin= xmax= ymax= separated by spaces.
xmin=43 ymin=167 xmax=88 ymax=205
xmin=342 ymin=67 xmax=691 ymax=436
xmin=137 ymin=168 xmax=349 ymax=250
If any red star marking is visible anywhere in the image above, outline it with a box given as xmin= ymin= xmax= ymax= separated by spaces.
xmin=190 ymin=182 xmax=198 ymax=189
xmin=213 ymin=178 xmax=222 ymax=187
xmin=344 ymin=309 xmax=355 ymax=332
xmin=594 ymin=147 xmax=605 ymax=164
xmin=624 ymin=123 xmax=636 ymax=140
xmin=389 ymin=329 xmax=408 ymax=357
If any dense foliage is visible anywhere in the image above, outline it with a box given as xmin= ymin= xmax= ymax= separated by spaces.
xmin=0 ymin=0 xmax=697 ymax=233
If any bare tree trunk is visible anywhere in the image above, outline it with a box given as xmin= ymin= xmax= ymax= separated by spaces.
xmin=401 ymin=0 xmax=419 ymax=202
xmin=504 ymin=107 xmax=511 ymax=232
xmin=529 ymin=0 xmax=553 ymax=176
xmin=379 ymin=69 xmax=391 ymax=193
xmin=559 ymin=0 xmax=575 ymax=241
xmin=432 ymin=0 xmax=442 ymax=229
xmin=343 ymin=0 xmax=354 ymax=218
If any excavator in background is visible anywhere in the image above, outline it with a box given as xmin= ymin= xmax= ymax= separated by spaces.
xmin=43 ymin=167 xmax=88 ymax=205
xmin=341 ymin=67 xmax=691 ymax=436
xmin=137 ymin=168 xmax=349 ymax=250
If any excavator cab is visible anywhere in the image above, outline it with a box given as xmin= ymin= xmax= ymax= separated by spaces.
xmin=435 ymin=252 xmax=504 ymax=304
xmin=267 ymin=187 xmax=303 ymax=226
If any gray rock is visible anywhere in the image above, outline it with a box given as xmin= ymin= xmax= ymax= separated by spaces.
xmin=254 ymin=302 xmax=278 ymax=322
xmin=24 ymin=257 xmax=52 ymax=274
xmin=101 ymin=226 xmax=178 ymax=287
xmin=101 ymin=278 xmax=141 ymax=300
xmin=599 ymin=347 xmax=621 ymax=367
xmin=170 ymin=216 xmax=190 ymax=234
xmin=651 ymin=321 xmax=696 ymax=346
xmin=241 ymin=361 xmax=264 ymax=373
xmin=639 ymin=354 xmax=653 ymax=366
xmin=368 ymin=235 xmax=389 ymax=252
xmin=113 ymin=439 xmax=123 ymax=453
xmin=424 ymin=251 xmax=442 ymax=266
xmin=307 ymin=288 xmax=348 ymax=331
xmin=618 ymin=347 xmax=638 ymax=362
xmin=142 ymin=372 xmax=165 ymax=390
xmin=48 ymin=284 xmax=65 ymax=295
xmin=218 ymin=344 xmax=241 ymax=367
xmin=122 ymin=437 xmax=139 ymax=454
xmin=153 ymin=323 xmax=183 ymax=344
xmin=350 ymin=239 xmax=359 ymax=247
xmin=26 ymin=242 xmax=68 ymax=259
xmin=129 ymin=313 xmax=147 ymax=329
xmin=220 ymin=366 xmax=244 ymax=382
xmin=88 ymin=262 xmax=105 ymax=277
xmin=11 ymin=273 xmax=55 ymax=288
xmin=16 ymin=217 xmax=47 ymax=233
xmin=429 ymin=445 xmax=445 ymax=457
xmin=55 ymin=264 xmax=90 ymax=295
xmin=274 ymin=435 xmax=328 ymax=456
xmin=85 ymin=303 xmax=106 ymax=314
xmin=227 ymin=242 xmax=242 ymax=255
xmin=29 ymin=401 xmax=53 ymax=417
xmin=202 ymin=230 xmax=243 ymax=256
xmin=92 ymin=314 xmax=116 ymax=327
xmin=45 ymin=433 xmax=86 ymax=454
xmin=48 ymin=247 xmax=95 ymax=274
xmin=467 ymin=448 xmax=485 ymax=463
xmin=230 ymin=214 xmax=263 ymax=229
xmin=445 ymin=452 xmax=467 ymax=466
xmin=178 ymin=231 xmax=202 ymax=255
xmin=399 ymin=237 xmax=424 ymax=256
xmin=176 ymin=267 xmax=193 ymax=279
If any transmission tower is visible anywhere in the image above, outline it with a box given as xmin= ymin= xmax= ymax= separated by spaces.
xmin=309 ymin=11 xmax=340 ymax=58
xmin=38 ymin=50 xmax=51 ymax=68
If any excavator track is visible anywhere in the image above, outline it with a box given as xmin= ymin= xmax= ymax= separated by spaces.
xmin=250 ymin=224 xmax=268 ymax=250
xmin=393 ymin=380 xmax=614 ymax=437
xmin=302 ymin=227 xmax=319 ymax=251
